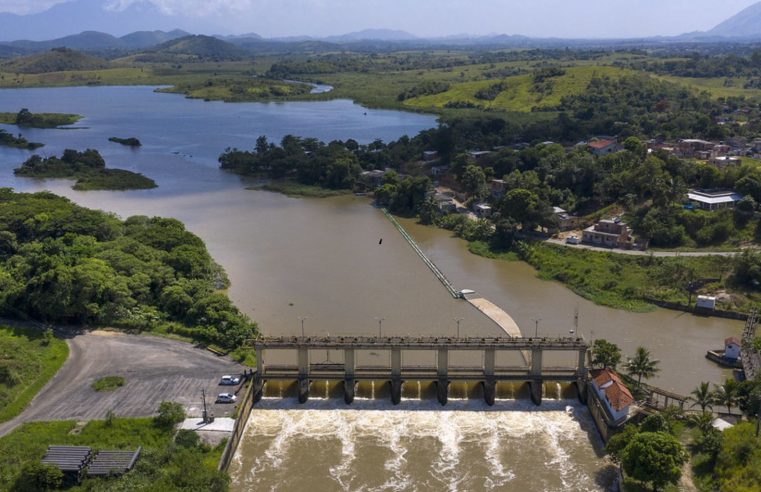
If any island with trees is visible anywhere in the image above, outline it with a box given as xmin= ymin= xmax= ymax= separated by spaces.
xmin=14 ymin=149 xmax=157 ymax=191
xmin=0 ymin=108 xmax=81 ymax=128
xmin=109 ymin=136 xmax=142 ymax=147
xmin=0 ymin=129 xmax=42 ymax=150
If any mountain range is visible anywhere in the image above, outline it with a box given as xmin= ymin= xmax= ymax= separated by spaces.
xmin=1 ymin=1 xmax=761 ymax=50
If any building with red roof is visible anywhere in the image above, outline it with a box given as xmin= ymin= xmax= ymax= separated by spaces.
xmin=590 ymin=368 xmax=634 ymax=424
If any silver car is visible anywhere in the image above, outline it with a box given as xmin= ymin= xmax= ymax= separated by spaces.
xmin=216 ymin=393 xmax=237 ymax=403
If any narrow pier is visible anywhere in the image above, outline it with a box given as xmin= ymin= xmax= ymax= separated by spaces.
xmin=463 ymin=295 xmax=528 ymax=363
xmin=382 ymin=208 xmax=459 ymax=298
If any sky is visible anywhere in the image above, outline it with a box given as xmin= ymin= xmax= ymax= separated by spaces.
xmin=0 ymin=0 xmax=758 ymax=38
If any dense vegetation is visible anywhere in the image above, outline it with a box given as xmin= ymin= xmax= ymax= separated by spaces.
xmin=0 ymin=129 xmax=42 ymax=150
xmin=0 ymin=109 xmax=81 ymax=128
xmin=0 ymin=326 xmax=68 ymax=423
xmin=0 ymin=413 xmax=228 ymax=491
xmin=108 ymin=136 xmax=141 ymax=147
xmin=0 ymin=189 xmax=256 ymax=351
xmin=0 ymin=48 xmax=110 ymax=74
xmin=14 ymin=149 xmax=157 ymax=191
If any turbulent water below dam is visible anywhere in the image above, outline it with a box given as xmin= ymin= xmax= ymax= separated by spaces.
xmin=230 ymin=396 xmax=615 ymax=492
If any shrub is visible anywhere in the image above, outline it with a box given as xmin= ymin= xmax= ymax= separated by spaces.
xmin=154 ymin=401 xmax=185 ymax=429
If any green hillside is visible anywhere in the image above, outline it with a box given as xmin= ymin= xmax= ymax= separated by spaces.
xmin=404 ymin=65 xmax=634 ymax=112
xmin=0 ymin=48 xmax=110 ymax=74
xmin=129 ymin=35 xmax=247 ymax=63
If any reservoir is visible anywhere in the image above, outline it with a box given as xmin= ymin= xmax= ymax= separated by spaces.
xmin=0 ymin=86 xmax=744 ymax=490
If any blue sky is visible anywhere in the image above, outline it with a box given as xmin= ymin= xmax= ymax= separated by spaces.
xmin=0 ymin=0 xmax=757 ymax=38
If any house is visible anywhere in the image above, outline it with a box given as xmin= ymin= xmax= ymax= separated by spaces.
xmin=582 ymin=219 xmax=634 ymax=249
xmin=430 ymin=165 xmax=450 ymax=177
xmin=473 ymin=203 xmax=492 ymax=218
xmin=466 ymin=150 xmax=493 ymax=163
xmin=587 ymin=139 xmax=623 ymax=156
xmin=422 ymin=150 xmax=439 ymax=161
xmin=590 ymin=368 xmax=634 ymax=425
xmin=491 ymin=179 xmax=507 ymax=198
xmin=433 ymin=192 xmax=457 ymax=213
xmin=710 ymin=156 xmax=741 ymax=169
xmin=687 ymin=189 xmax=744 ymax=211
xmin=553 ymin=206 xmax=577 ymax=231
xmin=724 ymin=337 xmax=742 ymax=360
xmin=359 ymin=169 xmax=387 ymax=188
xmin=677 ymin=139 xmax=715 ymax=158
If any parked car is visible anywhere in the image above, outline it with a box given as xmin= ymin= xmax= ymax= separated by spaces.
xmin=216 ymin=393 xmax=237 ymax=403
xmin=219 ymin=375 xmax=240 ymax=386
xmin=565 ymin=235 xmax=580 ymax=245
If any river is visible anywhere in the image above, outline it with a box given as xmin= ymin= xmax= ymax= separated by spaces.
xmin=0 ymin=86 xmax=744 ymax=490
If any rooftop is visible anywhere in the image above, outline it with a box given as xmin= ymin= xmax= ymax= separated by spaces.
xmin=591 ymin=368 xmax=634 ymax=412
xmin=588 ymin=139 xmax=617 ymax=150
xmin=688 ymin=189 xmax=743 ymax=204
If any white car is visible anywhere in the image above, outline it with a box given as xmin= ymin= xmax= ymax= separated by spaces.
xmin=216 ymin=393 xmax=237 ymax=403
xmin=219 ymin=375 xmax=241 ymax=386
xmin=565 ymin=235 xmax=580 ymax=245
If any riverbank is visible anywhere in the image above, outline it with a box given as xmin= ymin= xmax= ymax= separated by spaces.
xmin=0 ymin=111 xmax=81 ymax=128
xmin=247 ymin=180 xmax=352 ymax=198
xmin=466 ymin=240 xmax=757 ymax=314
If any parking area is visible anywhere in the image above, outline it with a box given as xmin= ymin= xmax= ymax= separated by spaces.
xmin=0 ymin=331 xmax=245 ymax=436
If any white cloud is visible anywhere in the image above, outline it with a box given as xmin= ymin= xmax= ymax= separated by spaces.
xmin=0 ymin=0 xmax=71 ymax=14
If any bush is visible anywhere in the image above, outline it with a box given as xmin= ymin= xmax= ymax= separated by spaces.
xmin=91 ymin=376 xmax=125 ymax=392
xmin=154 ymin=401 xmax=185 ymax=429
xmin=175 ymin=429 xmax=201 ymax=448
xmin=12 ymin=462 xmax=62 ymax=491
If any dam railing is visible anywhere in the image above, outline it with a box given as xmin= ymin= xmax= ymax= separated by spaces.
xmin=250 ymin=335 xmax=589 ymax=406
xmin=381 ymin=209 xmax=459 ymax=298
xmin=741 ymin=308 xmax=760 ymax=381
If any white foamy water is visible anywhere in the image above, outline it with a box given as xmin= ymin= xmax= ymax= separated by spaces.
xmin=229 ymin=399 xmax=616 ymax=492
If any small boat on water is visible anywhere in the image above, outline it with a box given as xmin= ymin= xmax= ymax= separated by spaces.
xmin=706 ymin=337 xmax=743 ymax=368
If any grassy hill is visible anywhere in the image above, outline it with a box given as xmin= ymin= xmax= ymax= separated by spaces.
xmin=403 ymin=65 xmax=634 ymax=113
xmin=129 ymin=35 xmax=247 ymax=63
xmin=1 ymin=48 xmax=110 ymax=74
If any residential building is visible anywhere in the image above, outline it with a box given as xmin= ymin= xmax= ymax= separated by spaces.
xmin=433 ymin=192 xmax=457 ymax=213
xmin=466 ymin=150 xmax=493 ymax=163
xmin=590 ymin=368 xmax=634 ymax=425
xmin=587 ymin=139 xmax=623 ymax=156
xmin=491 ymin=179 xmax=507 ymax=198
xmin=582 ymin=219 xmax=634 ymax=249
xmin=710 ymin=156 xmax=741 ymax=169
xmin=553 ymin=206 xmax=577 ymax=231
xmin=359 ymin=169 xmax=387 ymax=188
xmin=422 ymin=150 xmax=439 ymax=161
xmin=677 ymin=139 xmax=715 ymax=158
xmin=687 ymin=189 xmax=743 ymax=211
xmin=473 ymin=203 xmax=492 ymax=218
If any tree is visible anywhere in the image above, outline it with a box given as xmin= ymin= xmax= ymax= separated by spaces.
xmin=713 ymin=378 xmax=739 ymax=415
xmin=625 ymin=346 xmax=660 ymax=389
xmin=605 ymin=423 xmax=639 ymax=463
xmin=154 ymin=401 xmax=185 ymax=429
xmin=621 ymin=432 xmax=687 ymax=491
xmin=461 ymin=164 xmax=487 ymax=198
xmin=688 ymin=381 xmax=714 ymax=413
xmin=591 ymin=339 xmax=622 ymax=369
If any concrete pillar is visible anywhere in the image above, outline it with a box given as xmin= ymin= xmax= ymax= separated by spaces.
xmin=483 ymin=379 xmax=496 ymax=406
xmin=530 ymin=348 xmax=542 ymax=377
xmin=344 ymin=349 xmax=355 ymax=379
xmin=529 ymin=381 xmax=542 ymax=406
xmin=437 ymin=349 xmax=449 ymax=379
xmin=298 ymin=379 xmax=310 ymax=404
xmin=298 ymin=347 xmax=309 ymax=378
xmin=256 ymin=347 xmax=263 ymax=375
xmin=253 ymin=375 xmax=264 ymax=404
xmin=437 ymin=379 xmax=449 ymax=406
xmin=577 ymin=348 xmax=587 ymax=378
xmin=484 ymin=349 xmax=495 ymax=378
xmin=298 ymin=347 xmax=310 ymax=403
xmin=575 ymin=380 xmax=588 ymax=404
xmin=391 ymin=348 xmax=402 ymax=378
xmin=344 ymin=379 xmax=355 ymax=405
xmin=391 ymin=378 xmax=402 ymax=405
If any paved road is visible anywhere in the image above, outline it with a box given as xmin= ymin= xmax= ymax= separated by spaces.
xmin=0 ymin=331 xmax=244 ymax=437
xmin=545 ymin=238 xmax=742 ymax=257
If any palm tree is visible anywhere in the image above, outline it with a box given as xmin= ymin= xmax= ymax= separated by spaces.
xmin=688 ymin=382 xmax=714 ymax=413
xmin=689 ymin=411 xmax=716 ymax=436
xmin=625 ymin=346 xmax=661 ymax=388
xmin=713 ymin=379 xmax=739 ymax=415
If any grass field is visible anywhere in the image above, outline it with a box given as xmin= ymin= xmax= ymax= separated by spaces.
xmin=0 ymin=418 xmax=227 ymax=491
xmin=0 ymin=326 xmax=68 ymax=424
xmin=656 ymin=75 xmax=761 ymax=101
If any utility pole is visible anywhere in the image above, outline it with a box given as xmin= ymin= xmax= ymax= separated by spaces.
xmin=299 ymin=316 xmax=307 ymax=338
xmin=532 ymin=317 xmax=541 ymax=338
xmin=374 ymin=317 xmax=385 ymax=337
xmin=202 ymin=388 xmax=208 ymax=423
xmin=454 ymin=318 xmax=463 ymax=338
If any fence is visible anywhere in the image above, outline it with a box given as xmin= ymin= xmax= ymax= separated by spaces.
xmin=217 ymin=373 xmax=256 ymax=472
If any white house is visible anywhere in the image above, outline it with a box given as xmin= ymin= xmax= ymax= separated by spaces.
xmin=474 ymin=203 xmax=492 ymax=218
xmin=724 ymin=337 xmax=742 ymax=360
xmin=687 ymin=189 xmax=744 ymax=211
xmin=591 ymin=368 xmax=634 ymax=425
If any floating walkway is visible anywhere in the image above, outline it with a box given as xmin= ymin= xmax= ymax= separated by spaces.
xmin=382 ymin=209 xmax=459 ymax=298
xmin=464 ymin=297 xmax=523 ymax=338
